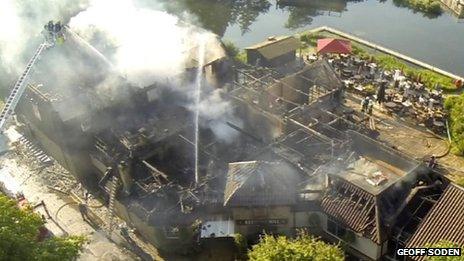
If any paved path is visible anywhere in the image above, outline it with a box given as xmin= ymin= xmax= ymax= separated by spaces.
xmin=0 ymin=155 xmax=136 ymax=261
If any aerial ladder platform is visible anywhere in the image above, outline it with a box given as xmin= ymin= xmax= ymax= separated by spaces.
xmin=0 ymin=21 xmax=64 ymax=133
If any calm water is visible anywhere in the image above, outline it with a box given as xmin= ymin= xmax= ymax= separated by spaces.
xmin=164 ymin=0 xmax=464 ymax=77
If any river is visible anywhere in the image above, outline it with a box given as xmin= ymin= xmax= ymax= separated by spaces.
xmin=163 ymin=0 xmax=464 ymax=77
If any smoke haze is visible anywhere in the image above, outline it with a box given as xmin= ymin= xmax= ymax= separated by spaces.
xmin=0 ymin=0 xmax=239 ymax=143
xmin=69 ymin=0 xmax=224 ymax=87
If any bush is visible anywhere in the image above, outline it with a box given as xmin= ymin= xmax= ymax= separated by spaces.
xmin=373 ymin=55 xmax=455 ymax=91
xmin=248 ymin=231 xmax=344 ymax=261
xmin=300 ymin=33 xmax=323 ymax=47
xmin=426 ymin=240 xmax=464 ymax=261
xmin=0 ymin=194 xmax=86 ymax=260
xmin=223 ymin=40 xmax=247 ymax=63
xmin=453 ymin=175 xmax=464 ymax=187
xmin=233 ymin=233 xmax=248 ymax=260
xmin=444 ymin=94 xmax=464 ymax=155
xmin=223 ymin=40 xmax=240 ymax=58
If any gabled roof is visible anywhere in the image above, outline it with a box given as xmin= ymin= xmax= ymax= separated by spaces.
xmin=223 ymin=160 xmax=303 ymax=207
xmin=317 ymin=38 xmax=352 ymax=54
xmin=246 ymin=36 xmax=300 ymax=60
xmin=322 ymin=175 xmax=383 ymax=243
xmin=299 ymin=59 xmax=343 ymax=91
xmin=406 ymin=183 xmax=464 ymax=258
xmin=321 ymin=163 xmax=432 ymax=244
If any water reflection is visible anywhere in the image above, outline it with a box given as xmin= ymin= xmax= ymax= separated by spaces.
xmin=277 ymin=0 xmax=365 ymax=29
xmin=391 ymin=0 xmax=442 ymax=19
xmin=160 ymin=0 xmax=271 ymax=36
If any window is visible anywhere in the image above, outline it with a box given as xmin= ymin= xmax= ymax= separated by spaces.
xmin=327 ymin=218 xmax=347 ymax=238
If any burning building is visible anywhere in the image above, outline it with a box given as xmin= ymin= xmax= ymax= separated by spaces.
xmin=12 ymin=27 xmax=462 ymax=260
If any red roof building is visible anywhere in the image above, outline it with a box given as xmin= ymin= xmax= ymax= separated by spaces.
xmin=317 ymin=38 xmax=352 ymax=54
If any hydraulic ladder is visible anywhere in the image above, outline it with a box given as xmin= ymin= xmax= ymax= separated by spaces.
xmin=108 ymin=176 xmax=120 ymax=232
xmin=0 ymin=42 xmax=50 ymax=131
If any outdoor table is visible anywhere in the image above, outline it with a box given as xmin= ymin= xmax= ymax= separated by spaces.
xmin=385 ymin=89 xmax=395 ymax=95
xmin=402 ymin=101 xmax=413 ymax=107
xmin=385 ymin=102 xmax=397 ymax=109
xmin=354 ymin=85 xmax=365 ymax=92
xmin=342 ymin=68 xmax=353 ymax=74
xmin=433 ymin=120 xmax=445 ymax=132
xmin=353 ymin=58 xmax=363 ymax=65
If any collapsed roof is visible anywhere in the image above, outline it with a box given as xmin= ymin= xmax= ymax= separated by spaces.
xmin=407 ymin=183 xmax=464 ymax=257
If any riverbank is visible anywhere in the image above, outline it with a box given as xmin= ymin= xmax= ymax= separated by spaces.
xmin=299 ymin=26 xmax=463 ymax=92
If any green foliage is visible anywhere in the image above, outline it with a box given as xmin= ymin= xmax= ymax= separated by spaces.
xmin=236 ymin=51 xmax=247 ymax=64
xmin=223 ymin=41 xmax=240 ymax=58
xmin=233 ymin=233 xmax=247 ymax=252
xmin=223 ymin=40 xmax=247 ymax=63
xmin=392 ymin=0 xmax=442 ymax=16
xmin=300 ymin=33 xmax=323 ymax=47
xmin=233 ymin=233 xmax=248 ymax=260
xmin=164 ymin=0 xmax=271 ymax=35
xmin=248 ymin=232 xmax=344 ymax=261
xmin=347 ymin=44 xmax=456 ymax=91
xmin=364 ymin=84 xmax=376 ymax=95
xmin=408 ymin=0 xmax=442 ymax=14
xmin=285 ymin=6 xmax=319 ymax=30
xmin=426 ymin=241 xmax=464 ymax=261
xmin=444 ymin=94 xmax=464 ymax=155
xmin=35 ymin=236 xmax=87 ymax=261
xmin=0 ymin=194 xmax=86 ymax=261
xmin=373 ymin=55 xmax=455 ymax=91
xmin=453 ymin=175 xmax=464 ymax=187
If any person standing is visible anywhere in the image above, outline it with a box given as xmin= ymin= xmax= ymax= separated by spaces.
xmin=376 ymin=82 xmax=387 ymax=105
xmin=78 ymin=202 xmax=89 ymax=222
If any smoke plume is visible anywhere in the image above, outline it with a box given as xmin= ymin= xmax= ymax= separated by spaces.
xmin=69 ymin=0 xmax=224 ymax=87
xmin=0 ymin=0 xmax=88 ymax=76
xmin=0 ymin=0 xmax=239 ymax=143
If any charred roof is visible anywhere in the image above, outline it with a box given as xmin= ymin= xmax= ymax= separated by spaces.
xmin=407 ymin=183 xmax=464 ymax=257
xmin=224 ymin=160 xmax=304 ymax=207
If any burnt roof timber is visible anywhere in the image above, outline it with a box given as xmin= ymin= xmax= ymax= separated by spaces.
xmin=288 ymin=118 xmax=332 ymax=143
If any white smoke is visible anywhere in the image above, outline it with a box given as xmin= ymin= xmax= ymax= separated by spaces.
xmin=196 ymin=88 xmax=243 ymax=144
xmin=69 ymin=0 xmax=224 ymax=88
xmin=0 ymin=0 xmax=238 ymax=143
xmin=0 ymin=0 xmax=88 ymax=75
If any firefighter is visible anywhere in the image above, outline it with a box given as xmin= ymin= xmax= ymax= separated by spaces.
xmin=376 ymin=81 xmax=387 ymax=105
xmin=428 ymin=155 xmax=438 ymax=169
xmin=361 ymin=96 xmax=370 ymax=113
xmin=78 ymin=202 xmax=89 ymax=222
xmin=367 ymin=98 xmax=374 ymax=115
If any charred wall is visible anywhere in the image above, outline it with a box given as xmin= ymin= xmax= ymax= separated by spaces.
xmin=17 ymin=86 xmax=97 ymax=189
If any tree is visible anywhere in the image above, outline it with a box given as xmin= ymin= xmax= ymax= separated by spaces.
xmin=248 ymin=232 xmax=344 ymax=261
xmin=223 ymin=41 xmax=240 ymax=58
xmin=0 ymin=194 xmax=86 ymax=261
xmin=426 ymin=240 xmax=464 ymax=261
